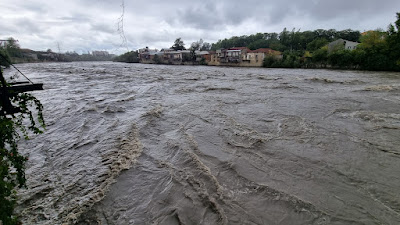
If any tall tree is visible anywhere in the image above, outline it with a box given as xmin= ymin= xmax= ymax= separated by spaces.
xmin=358 ymin=30 xmax=387 ymax=49
xmin=190 ymin=39 xmax=203 ymax=51
xmin=200 ymin=42 xmax=211 ymax=51
xmin=387 ymin=12 xmax=400 ymax=67
xmin=307 ymin=38 xmax=328 ymax=51
xmin=0 ymin=49 xmax=11 ymax=67
xmin=171 ymin=38 xmax=186 ymax=50
xmin=248 ymin=39 xmax=270 ymax=50
xmin=337 ymin=29 xmax=361 ymax=42
xmin=279 ymin=28 xmax=290 ymax=48
xmin=5 ymin=38 xmax=21 ymax=58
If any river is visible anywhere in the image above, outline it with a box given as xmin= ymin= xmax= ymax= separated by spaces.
xmin=4 ymin=62 xmax=400 ymax=224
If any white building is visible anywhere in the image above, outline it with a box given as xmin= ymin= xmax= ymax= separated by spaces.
xmin=328 ymin=39 xmax=360 ymax=52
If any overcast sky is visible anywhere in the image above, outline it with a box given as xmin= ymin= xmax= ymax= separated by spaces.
xmin=1 ymin=0 xmax=399 ymax=54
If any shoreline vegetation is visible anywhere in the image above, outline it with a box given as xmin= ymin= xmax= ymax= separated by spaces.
xmin=1 ymin=12 xmax=400 ymax=72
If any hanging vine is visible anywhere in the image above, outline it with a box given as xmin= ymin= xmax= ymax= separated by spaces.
xmin=0 ymin=65 xmax=45 ymax=224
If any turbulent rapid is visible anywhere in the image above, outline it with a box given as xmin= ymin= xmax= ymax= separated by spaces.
xmin=4 ymin=62 xmax=400 ymax=224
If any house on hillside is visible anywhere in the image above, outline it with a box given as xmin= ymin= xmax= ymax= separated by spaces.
xmin=209 ymin=51 xmax=219 ymax=66
xmin=196 ymin=51 xmax=210 ymax=63
xmin=138 ymin=47 xmax=210 ymax=65
xmin=226 ymin=47 xmax=250 ymax=63
xmin=139 ymin=47 xmax=159 ymax=63
xmin=243 ymin=48 xmax=282 ymax=67
xmin=209 ymin=49 xmax=227 ymax=65
xmin=209 ymin=47 xmax=281 ymax=67
xmin=328 ymin=39 xmax=359 ymax=52
xmin=216 ymin=49 xmax=227 ymax=59
xmin=162 ymin=50 xmax=185 ymax=63
xmin=210 ymin=47 xmax=250 ymax=65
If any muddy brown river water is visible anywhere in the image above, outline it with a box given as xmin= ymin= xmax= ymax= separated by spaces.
xmin=4 ymin=62 xmax=400 ymax=224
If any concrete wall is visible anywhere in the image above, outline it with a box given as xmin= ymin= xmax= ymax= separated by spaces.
xmin=243 ymin=53 xmax=264 ymax=67
xmin=209 ymin=52 xmax=274 ymax=67
xmin=344 ymin=40 xmax=359 ymax=50
xmin=208 ymin=54 xmax=221 ymax=66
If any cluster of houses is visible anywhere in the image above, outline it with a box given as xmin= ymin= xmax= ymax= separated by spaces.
xmin=138 ymin=38 xmax=362 ymax=67
xmin=138 ymin=47 xmax=283 ymax=67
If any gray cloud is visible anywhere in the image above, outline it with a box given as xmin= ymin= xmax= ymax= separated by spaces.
xmin=91 ymin=23 xmax=115 ymax=34
xmin=1 ymin=0 xmax=400 ymax=54
xmin=168 ymin=1 xmax=272 ymax=30
xmin=305 ymin=0 xmax=392 ymax=20
xmin=16 ymin=18 xmax=43 ymax=34
xmin=171 ymin=2 xmax=225 ymax=30
xmin=57 ymin=15 xmax=91 ymax=23
xmin=20 ymin=2 xmax=47 ymax=14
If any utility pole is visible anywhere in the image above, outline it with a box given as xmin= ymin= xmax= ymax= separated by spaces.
xmin=57 ymin=42 xmax=61 ymax=54
xmin=117 ymin=0 xmax=129 ymax=52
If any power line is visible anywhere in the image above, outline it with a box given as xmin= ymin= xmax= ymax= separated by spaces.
xmin=117 ymin=0 xmax=129 ymax=52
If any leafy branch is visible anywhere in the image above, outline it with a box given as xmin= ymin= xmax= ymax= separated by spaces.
xmin=0 ymin=68 xmax=45 ymax=225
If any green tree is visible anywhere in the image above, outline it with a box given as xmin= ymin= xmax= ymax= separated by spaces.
xmin=0 ymin=49 xmax=12 ymax=67
xmin=356 ymin=28 xmax=397 ymax=71
xmin=387 ymin=12 xmax=400 ymax=67
xmin=289 ymin=28 xmax=302 ymax=51
xmin=279 ymin=28 xmax=290 ymax=49
xmin=200 ymin=42 xmax=211 ymax=51
xmin=307 ymin=38 xmax=328 ymax=51
xmin=153 ymin=54 xmax=162 ymax=64
xmin=113 ymin=51 xmax=139 ymax=63
xmin=312 ymin=46 xmax=328 ymax=64
xmin=336 ymin=29 xmax=361 ymax=42
xmin=247 ymin=39 xmax=270 ymax=50
xmin=298 ymin=31 xmax=317 ymax=49
xmin=189 ymin=41 xmax=202 ymax=62
xmin=190 ymin=39 xmax=203 ymax=51
xmin=358 ymin=30 xmax=387 ymax=49
xmin=352 ymin=48 xmax=366 ymax=66
xmin=263 ymin=55 xmax=278 ymax=67
xmin=282 ymin=52 xmax=301 ymax=68
xmin=328 ymin=49 xmax=354 ymax=68
xmin=269 ymin=41 xmax=286 ymax=51
xmin=171 ymin=38 xmax=186 ymax=51
xmin=5 ymin=38 xmax=21 ymax=58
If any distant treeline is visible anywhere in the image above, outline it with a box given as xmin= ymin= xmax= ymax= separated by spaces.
xmin=113 ymin=51 xmax=139 ymax=63
xmin=0 ymin=39 xmax=115 ymax=67
xmin=62 ymin=52 xmax=115 ymax=62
